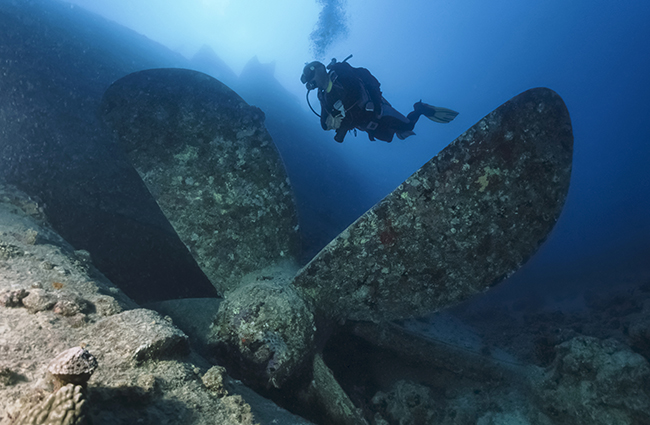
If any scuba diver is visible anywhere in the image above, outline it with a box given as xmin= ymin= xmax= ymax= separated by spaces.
xmin=300 ymin=56 xmax=459 ymax=143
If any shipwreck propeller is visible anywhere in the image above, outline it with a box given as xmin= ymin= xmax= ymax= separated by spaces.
xmin=100 ymin=71 xmax=572 ymax=406
xmin=211 ymin=86 xmax=573 ymax=389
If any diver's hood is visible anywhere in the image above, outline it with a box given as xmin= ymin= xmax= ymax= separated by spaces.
xmin=301 ymin=61 xmax=325 ymax=90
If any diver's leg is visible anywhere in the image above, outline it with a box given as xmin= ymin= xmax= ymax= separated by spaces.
xmin=391 ymin=102 xmax=459 ymax=140
xmin=390 ymin=110 xmax=420 ymax=139
xmin=405 ymin=110 xmax=422 ymax=130
xmin=414 ymin=101 xmax=459 ymax=123
xmin=379 ymin=102 xmax=419 ymax=140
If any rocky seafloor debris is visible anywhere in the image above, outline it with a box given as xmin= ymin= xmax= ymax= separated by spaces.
xmin=1 ymin=1 xmax=647 ymax=423
xmin=0 ymin=182 xmax=312 ymax=425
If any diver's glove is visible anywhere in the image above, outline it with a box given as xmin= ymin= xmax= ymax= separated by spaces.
xmin=325 ymin=113 xmax=343 ymax=130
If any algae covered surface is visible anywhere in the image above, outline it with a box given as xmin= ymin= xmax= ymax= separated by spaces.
xmin=101 ymin=68 xmax=300 ymax=296
xmin=293 ymin=88 xmax=573 ymax=322
xmin=0 ymin=182 xmax=311 ymax=425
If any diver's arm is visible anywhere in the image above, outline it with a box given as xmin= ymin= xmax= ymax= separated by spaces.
xmin=363 ymin=72 xmax=383 ymax=118
xmin=368 ymin=87 xmax=383 ymax=118
xmin=334 ymin=128 xmax=346 ymax=143
xmin=334 ymin=117 xmax=354 ymax=143
xmin=352 ymin=66 xmax=383 ymax=118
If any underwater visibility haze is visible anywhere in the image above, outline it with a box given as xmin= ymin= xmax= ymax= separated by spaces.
xmin=63 ymin=0 xmax=650 ymax=304
xmin=1 ymin=0 xmax=650 ymax=423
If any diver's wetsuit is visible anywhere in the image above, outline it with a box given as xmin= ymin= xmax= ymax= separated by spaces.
xmin=317 ymin=62 xmax=421 ymax=143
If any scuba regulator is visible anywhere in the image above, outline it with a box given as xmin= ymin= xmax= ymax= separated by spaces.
xmin=302 ymin=55 xmax=353 ymax=118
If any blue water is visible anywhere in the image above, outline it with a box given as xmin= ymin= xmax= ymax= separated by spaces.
xmin=337 ymin=1 xmax=650 ymax=304
xmin=294 ymin=0 xmax=650 ymax=304
xmin=59 ymin=0 xmax=650 ymax=284
xmin=7 ymin=0 xmax=650 ymax=307
xmin=2 ymin=0 xmax=649 ymax=422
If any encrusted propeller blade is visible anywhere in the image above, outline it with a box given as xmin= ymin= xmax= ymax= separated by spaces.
xmin=293 ymin=87 xmax=573 ymax=322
